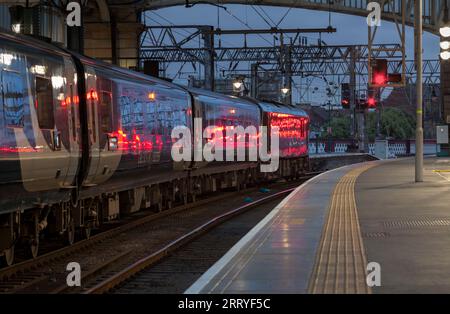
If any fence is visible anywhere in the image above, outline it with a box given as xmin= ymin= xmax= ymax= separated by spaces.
xmin=309 ymin=139 xmax=439 ymax=157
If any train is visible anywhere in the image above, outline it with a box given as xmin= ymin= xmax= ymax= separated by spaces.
xmin=0 ymin=30 xmax=309 ymax=266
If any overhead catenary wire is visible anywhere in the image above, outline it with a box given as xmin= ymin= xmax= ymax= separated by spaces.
xmin=143 ymin=11 xmax=230 ymax=77
xmin=222 ymin=7 xmax=273 ymax=45
xmin=251 ymin=5 xmax=276 ymax=28
xmin=276 ymin=0 xmax=301 ymax=27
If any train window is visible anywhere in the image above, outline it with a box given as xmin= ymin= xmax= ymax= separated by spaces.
xmin=134 ymin=100 xmax=144 ymax=132
xmin=69 ymin=84 xmax=77 ymax=140
xmin=99 ymin=91 xmax=113 ymax=133
xmin=2 ymin=71 xmax=24 ymax=127
xmin=36 ymin=76 xmax=55 ymax=129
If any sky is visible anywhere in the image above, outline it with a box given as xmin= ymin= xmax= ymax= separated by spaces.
xmin=145 ymin=4 xmax=440 ymax=105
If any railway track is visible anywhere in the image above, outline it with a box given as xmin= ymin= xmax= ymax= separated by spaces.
xmin=0 ymin=173 xmax=319 ymax=294
xmin=110 ymin=197 xmax=283 ymax=294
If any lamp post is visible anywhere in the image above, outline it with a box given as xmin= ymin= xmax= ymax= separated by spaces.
xmin=415 ymin=0 xmax=423 ymax=182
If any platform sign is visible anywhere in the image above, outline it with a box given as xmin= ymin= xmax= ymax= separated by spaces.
xmin=436 ymin=125 xmax=449 ymax=144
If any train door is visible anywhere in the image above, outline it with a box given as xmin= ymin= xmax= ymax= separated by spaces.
xmin=94 ymin=74 xmax=121 ymax=182
xmin=6 ymin=51 xmax=78 ymax=192
xmin=82 ymin=66 xmax=121 ymax=186
xmin=82 ymin=66 xmax=101 ymax=185
xmin=191 ymin=94 xmax=207 ymax=169
xmin=59 ymin=57 xmax=80 ymax=186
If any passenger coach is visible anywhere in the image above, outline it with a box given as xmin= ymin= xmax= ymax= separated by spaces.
xmin=0 ymin=30 xmax=309 ymax=266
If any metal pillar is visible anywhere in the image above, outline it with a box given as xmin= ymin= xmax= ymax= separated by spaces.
xmin=349 ymin=47 xmax=357 ymax=138
xmin=376 ymin=88 xmax=381 ymax=139
xmin=415 ymin=0 xmax=424 ymax=182
xmin=357 ymin=112 xmax=366 ymax=152
xmin=280 ymin=33 xmax=293 ymax=105
xmin=251 ymin=63 xmax=258 ymax=98
xmin=285 ymin=46 xmax=293 ymax=106
xmin=201 ymin=26 xmax=215 ymax=91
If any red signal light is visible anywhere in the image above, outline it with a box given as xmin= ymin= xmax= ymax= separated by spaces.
xmin=341 ymin=99 xmax=350 ymax=108
xmin=367 ymin=97 xmax=376 ymax=107
xmin=371 ymin=59 xmax=388 ymax=86
xmin=373 ymin=73 xmax=387 ymax=85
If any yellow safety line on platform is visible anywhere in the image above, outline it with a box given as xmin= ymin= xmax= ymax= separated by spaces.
xmin=308 ymin=164 xmax=376 ymax=294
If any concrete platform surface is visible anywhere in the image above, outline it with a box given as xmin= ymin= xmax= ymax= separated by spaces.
xmin=186 ymin=157 xmax=450 ymax=294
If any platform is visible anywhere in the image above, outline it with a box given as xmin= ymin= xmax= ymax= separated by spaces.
xmin=186 ymin=157 xmax=450 ymax=294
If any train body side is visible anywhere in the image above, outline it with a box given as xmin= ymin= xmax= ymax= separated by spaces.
xmin=258 ymin=101 xmax=309 ymax=159
xmin=0 ymin=32 xmax=81 ymax=214
xmin=75 ymin=57 xmax=193 ymax=198
xmin=188 ymin=88 xmax=261 ymax=169
xmin=0 ymin=30 xmax=311 ymax=265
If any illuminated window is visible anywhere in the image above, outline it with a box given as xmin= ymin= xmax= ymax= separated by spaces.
xmin=36 ymin=76 xmax=55 ymax=129
xmin=2 ymin=71 xmax=24 ymax=127
xmin=100 ymin=91 xmax=113 ymax=133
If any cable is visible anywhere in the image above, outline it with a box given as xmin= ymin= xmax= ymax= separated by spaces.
xmin=276 ymin=0 xmax=301 ymax=27
xmin=147 ymin=10 xmax=235 ymax=47
xmin=144 ymin=11 xmax=231 ymax=78
xmin=223 ymin=8 xmax=273 ymax=45
xmin=251 ymin=5 xmax=275 ymax=28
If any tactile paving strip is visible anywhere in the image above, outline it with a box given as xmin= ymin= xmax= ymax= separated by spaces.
xmin=308 ymin=164 xmax=376 ymax=294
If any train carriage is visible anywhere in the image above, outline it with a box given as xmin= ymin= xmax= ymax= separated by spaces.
xmin=0 ymin=29 xmax=310 ymax=266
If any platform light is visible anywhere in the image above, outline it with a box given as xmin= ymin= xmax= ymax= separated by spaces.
xmin=441 ymin=26 xmax=450 ymax=38
xmin=232 ymin=80 xmax=244 ymax=93
xmin=232 ymin=81 xmax=243 ymax=90
xmin=441 ymin=41 xmax=450 ymax=50
xmin=441 ymin=24 xmax=450 ymax=38
xmin=441 ymin=51 xmax=450 ymax=60
xmin=281 ymin=87 xmax=290 ymax=96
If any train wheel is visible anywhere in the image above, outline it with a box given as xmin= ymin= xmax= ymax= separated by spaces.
xmin=28 ymin=214 xmax=39 ymax=259
xmin=66 ymin=219 xmax=75 ymax=246
xmin=84 ymin=226 xmax=91 ymax=240
xmin=1 ymin=246 xmax=15 ymax=267
xmin=29 ymin=238 xmax=39 ymax=259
